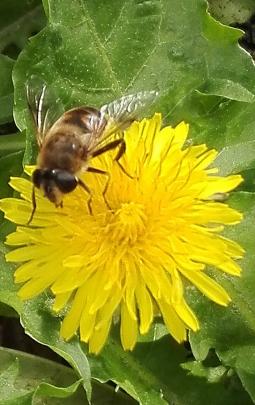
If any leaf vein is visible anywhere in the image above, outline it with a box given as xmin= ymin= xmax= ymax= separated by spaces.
xmin=104 ymin=1 xmax=128 ymax=45
xmin=79 ymin=0 xmax=122 ymax=95
xmin=125 ymin=0 xmax=163 ymax=92
xmin=125 ymin=45 xmax=158 ymax=92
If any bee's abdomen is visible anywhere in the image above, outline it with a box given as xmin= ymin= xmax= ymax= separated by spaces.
xmin=38 ymin=106 xmax=106 ymax=173
xmin=39 ymin=133 xmax=85 ymax=173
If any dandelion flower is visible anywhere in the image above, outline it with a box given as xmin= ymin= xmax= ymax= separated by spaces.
xmin=0 ymin=113 xmax=244 ymax=354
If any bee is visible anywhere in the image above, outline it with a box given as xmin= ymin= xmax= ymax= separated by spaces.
xmin=26 ymin=76 xmax=158 ymax=224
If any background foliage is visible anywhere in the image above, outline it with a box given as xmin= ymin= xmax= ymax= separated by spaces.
xmin=0 ymin=0 xmax=255 ymax=403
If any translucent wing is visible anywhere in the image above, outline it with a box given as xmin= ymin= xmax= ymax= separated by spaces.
xmin=95 ymin=90 xmax=158 ymax=147
xmin=26 ymin=76 xmax=65 ymax=147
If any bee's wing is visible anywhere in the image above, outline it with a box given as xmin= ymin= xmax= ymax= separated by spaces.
xmin=95 ymin=90 xmax=158 ymax=147
xmin=26 ymin=76 xmax=65 ymax=147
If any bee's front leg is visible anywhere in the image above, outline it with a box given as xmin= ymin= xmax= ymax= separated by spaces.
xmin=87 ymin=167 xmax=111 ymax=210
xmin=92 ymin=138 xmax=135 ymax=179
xmin=77 ymin=178 xmax=93 ymax=214
xmin=27 ymin=186 xmax=37 ymax=225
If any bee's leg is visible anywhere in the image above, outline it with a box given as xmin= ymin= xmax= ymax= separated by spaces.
xmin=87 ymin=167 xmax=111 ymax=209
xmin=91 ymin=139 xmax=122 ymax=158
xmin=77 ymin=179 xmax=93 ymax=214
xmin=92 ymin=139 xmax=134 ymax=179
xmin=112 ymin=139 xmax=134 ymax=179
xmin=27 ymin=186 xmax=36 ymax=225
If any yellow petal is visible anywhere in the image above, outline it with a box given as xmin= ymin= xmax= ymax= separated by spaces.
xmin=135 ymin=279 xmax=153 ymax=334
xmin=202 ymin=175 xmax=243 ymax=197
xmin=95 ymin=286 xmax=122 ymax=330
xmin=180 ymin=268 xmax=231 ymax=306
xmin=53 ymin=291 xmax=72 ymax=312
xmin=174 ymin=299 xmax=199 ymax=331
xmin=120 ymin=301 xmax=138 ymax=350
xmin=89 ymin=317 xmax=112 ymax=354
xmin=18 ymin=274 xmax=55 ymax=299
xmin=15 ymin=260 xmax=42 ymax=283
xmin=60 ymin=284 xmax=87 ymax=340
xmin=157 ymin=300 xmax=186 ymax=343
xmin=0 ymin=114 xmax=244 ymax=355
xmin=80 ymin=310 xmax=97 ymax=342
xmin=6 ymin=245 xmax=56 ymax=262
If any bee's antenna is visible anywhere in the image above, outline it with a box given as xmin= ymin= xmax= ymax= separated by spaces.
xmin=27 ymin=186 xmax=36 ymax=225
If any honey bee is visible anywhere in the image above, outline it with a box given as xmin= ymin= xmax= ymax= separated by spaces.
xmin=26 ymin=76 xmax=158 ymax=224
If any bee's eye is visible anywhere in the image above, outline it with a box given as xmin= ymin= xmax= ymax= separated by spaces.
xmin=32 ymin=169 xmax=43 ymax=189
xmin=54 ymin=171 xmax=78 ymax=193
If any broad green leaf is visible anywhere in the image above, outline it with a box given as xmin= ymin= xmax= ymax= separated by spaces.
xmin=0 ymin=0 xmax=46 ymax=59
xmin=0 ymin=313 xmax=136 ymax=405
xmin=214 ymin=141 xmax=255 ymax=176
xmin=0 ymin=150 xmax=23 ymax=226
xmin=17 ymin=295 xmax=92 ymax=401
xmin=237 ymin=369 xmax=255 ymax=403
xmin=0 ymin=2 xmax=46 ymax=128
xmin=237 ymin=168 xmax=255 ymax=192
xmin=36 ymin=376 xmax=136 ymax=404
xmin=0 ymin=302 xmax=19 ymax=318
xmin=0 ymin=133 xmax=25 ymax=158
xmin=197 ymin=79 xmax=254 ymax=103
xmin=181 ymin=360 xmax=228 ymax=383
xmin=0 ymin=243 xmax=23 ymax=314
xmin=0 ymin=292 xmax=135 ymax=404
xmin=0 ymin=0 xmax=46 ymax=126
xmin=0 ymin=55 xmax=14 ymax=124
xmin=13 ymin=0 xmax=255 ymax=165
xmin=189 ymin=192 xmax=255 ymax=401
xmin=87 ymin=325 xmax=252 ymax=405
xmin=0 ymin=357 xmax=33 ymax=404
xmin=0 ymin=150 xmax=23 ymax=198
xmin=208 ymin=0 xmax=254 ymax=25
xmin=0 ymin=346 xmax=87 ymax=404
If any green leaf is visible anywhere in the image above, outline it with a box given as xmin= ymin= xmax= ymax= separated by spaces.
xmin=0 ymin=346 xmax=87 ymax=404
xmin=0 ymin=133 xmax=25 ymax=158
xmin=197 ymin=79 xmax=255 ymax=103
xmin=0 ymin=311 xmax=135 ymax=404
xmin=0 ymin=291 xmax=135 ymax=404
xmin=0 ymin=357 xmax=33 ymax=404
xmin=18 ymin=295 xmax=92 ymax=401
xmin=208 ymin=0 xmax=254 ymax=25
xmin=237 ymin=369 xmax=255 ymax=403
xmin=0 ymin=55 xmax=14 ymax=124
xmin=181 ymin=360 xmax=228 ymax=383
xmin=0 ymin=150 xmax=23 ymax=227
xmin=0 ymin=0 xmax=46 ymax=59
xmin=237 ymin=168 xmax=255 ymax=193
xmin=0 ymin=302 xmax=19 ymax=318
xmin=189 ymin=192 xmax=255 ymax=401
xmin=214 ymin=141 xmax=255 ymax=176
xmin=0 ymin=150 xmax=23 ymax=198
xmin=12 ymin=0 xmax=255 ymax=174
xmin=0 ymin=243 xmax=23 ymax=315
xmin=88 ymin=325 xmax=252 ymax=405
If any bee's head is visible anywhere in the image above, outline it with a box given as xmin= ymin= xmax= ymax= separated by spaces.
xmin=32 ymin=169 xmax=78 ymax=205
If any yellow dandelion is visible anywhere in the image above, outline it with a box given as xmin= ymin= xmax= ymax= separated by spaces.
xmin=0 ymin=113 xmax=244 ymax=354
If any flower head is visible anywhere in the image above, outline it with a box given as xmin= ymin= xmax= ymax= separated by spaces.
xmin=0 ymin=114 xmax=244 ymax=353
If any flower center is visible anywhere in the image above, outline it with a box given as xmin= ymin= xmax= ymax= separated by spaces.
xmin=105 ymin=202 xmax=147 ymax=245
